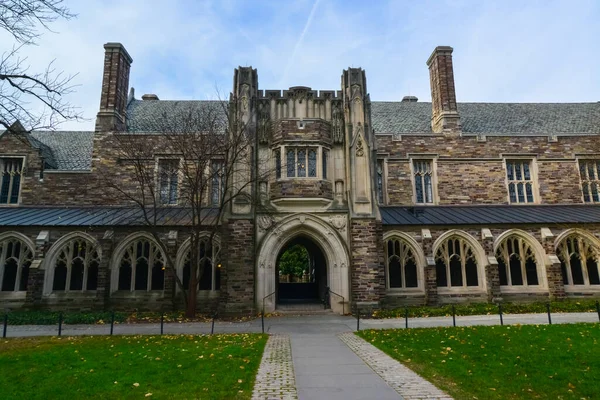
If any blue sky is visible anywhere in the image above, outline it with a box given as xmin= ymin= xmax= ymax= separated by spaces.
xmin=2 ymin=0 xmax=599 ymax=130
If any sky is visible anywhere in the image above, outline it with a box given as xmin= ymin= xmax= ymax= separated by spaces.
xmin=2 ymin=0 xmax=599 ymax=131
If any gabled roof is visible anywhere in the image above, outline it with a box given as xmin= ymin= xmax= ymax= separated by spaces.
xmin=371 ymin=102 xmax=600 ymax=135
xmin=381 ymin=205 xmax=600 ymax=226
xmin=29 ymin=131 xmax=94 ymax=170
xmin=126 ymin=99 xmax=228 ymax=133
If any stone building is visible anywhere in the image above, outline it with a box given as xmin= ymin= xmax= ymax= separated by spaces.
xmin=1 ymin=43 xmax=600 ymax=314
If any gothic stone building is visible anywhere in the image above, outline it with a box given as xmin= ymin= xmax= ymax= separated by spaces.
xmin=1 ymin=43 xmax=600 ymax=314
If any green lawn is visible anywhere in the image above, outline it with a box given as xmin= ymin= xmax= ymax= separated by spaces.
xmin=0 ymin=334 xmax=267 ymax=399
xmin=358 ymin=324 xmax=600 ymax=399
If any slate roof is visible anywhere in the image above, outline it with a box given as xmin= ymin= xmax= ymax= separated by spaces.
xmin=29 ymin=131 xmax=94 ymax=170
xmin=371 ymin=102 xmax=600 ymax=135
xmin=0 ymin=207 xmax=217 ymax=226
xmin=126 ymin=99 xmax=228 ymax=133
xmin=381 ymin=205 xmax=600 ymax=226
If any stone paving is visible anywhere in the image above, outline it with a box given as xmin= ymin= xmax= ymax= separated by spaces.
xmin=252 ymin=334 xmax=298 ymax=400
xmin=339 ymin=332 xmax=453 ymax=400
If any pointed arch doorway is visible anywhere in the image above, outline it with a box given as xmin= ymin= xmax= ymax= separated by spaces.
xmin=276 ymin=235 xmax=327 ymax=306
xmin=256 ymin=214 xmax=350 ymax=315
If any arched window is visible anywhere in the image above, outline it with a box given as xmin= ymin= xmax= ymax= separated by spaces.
xmin=181 ymin=237 xmax=220 ymax=291
xmin=117 ymin=238 xmax=165 ymax=291
xmin=496 ymin=235 xmax=539 ymax=287
xmin=0 ymin=236 xmax=33 ymax=292
xmin=52 ymin=238 xmax=100 ymax=292
xmin=556 ymin=234 xmax=600 ymax=287
xmin=385 ymin=238 xmax=418 ymax=288
xmin=435 ymin=236 xmax=479 ymax=288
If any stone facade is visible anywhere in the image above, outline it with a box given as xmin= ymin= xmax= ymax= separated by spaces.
xmin=1 ymin=42 xmax=599 ymax=314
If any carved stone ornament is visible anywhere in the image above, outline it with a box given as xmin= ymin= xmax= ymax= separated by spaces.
xmin=257 ymin=215 xmax=273 ymax=231
xmin=299 ymin=215 xmax=306 ymax=224
xmin=329 ymin=215 xmax=346 ymax=231
xmin=240 ymin=84 xmax=250 ymax=112
xmin=332 ymin=104 xmax=344 ymax=144
xmin=356 ymin=137 xmax=364 ymax=157
xmin=258 ymin=109 xmax=271 ymax=144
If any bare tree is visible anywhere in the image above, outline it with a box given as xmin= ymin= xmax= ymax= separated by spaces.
xmin=103 ymin=100 xmax=271 ymax=317
xmin=1 ymin=0 xmax=81 ymax=132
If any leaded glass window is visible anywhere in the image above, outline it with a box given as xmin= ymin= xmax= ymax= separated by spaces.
xmin=496 ymin=235 xmax=539 ymax=287
xmin=579 ymin=160 xmax=600 ymax=203
xmin=211 ymin=160 xmax=225 ymax=206
xmin=308 ymin=149 xmax=317 ymax=177
xmin=118 ymin=238 xmax=165 ymax=291
xmin=506 ymin=160 xmax=535 ymax=203
xmin=286 ymin=149 xmax=295 ymax=178
xmin=557 ymin=234 xmax=600 ymax=286
xmin=0 ymin=158 xmax=23 ymax=204
xmin=52 ymin=238 xmax=100 ymax=292
xmin=435 ymin=236 xmax=479 ymax=288
xmin=386 ymin=238 xmax=418 ymax=288
xmin=0 ymin=236 xmax=33 ymax=292
xmin=297 ymin=149 xmax=306 ymax=177
xmin=158 ymin=159 xmax=179 ymax=205
xmin=322 ymin=150 xmax=329 ymax=180
xmin=182 ymin=237 xmax=221 ymax=291
xmin=274 ymin=150 xmax=281 ymax=179
xmin=413 ymin=160 xmax=433 ymax=204
xmin=377 ymin=160 xmax=384 ymax=204
xmin=284 ymin=148 xmax=318 ymax=178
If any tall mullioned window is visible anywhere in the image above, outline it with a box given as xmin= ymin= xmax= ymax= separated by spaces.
xmin=322 ymin=150 xmax=329 ymax=180
xmin=182 ymin=237 xmax=221 ymax=291
xmin=211 ymin=160 xmax=225 ymax=206
xmin=52 ymin=238 xmax=100 ymax=292
xmin=274 ymin=150 xmax=281 ymax=179
xmin=158 ymin=159 xmax=179 ymax=205
xmin=579 ymin=160 xmax=600 ymax=203
xmin=0 ymin=158 xmax=24 ymax=205
xmin=506 ymin=160 xmax=535 ymax=203
xmin=285 ymin=148 xmax=318 ymax=178
xmin=117 ymin=238 xmax=165 ymax=291
xmin=435 ymin=236 xmax=479 ymax=288
xmin=413 ymin=160 xmax=433 ymax=204
xmin=377 ymin=160 xmax=384 ymax=204
xmin=496 ymin=235 xmax=539 ymax=287
xmin=556 ymin=234 xmax=600 ymax=287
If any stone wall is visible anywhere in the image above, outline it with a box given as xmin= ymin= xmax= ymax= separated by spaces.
xmin=272 ymin=119 xmax=332 ymax=145
xmin=377 ymin=134 xmax=598 ymax=205
xmin=350 ymin=219 xmax=385 ymax=308
xmin=270 ymin=180 xmax=333 ymax=200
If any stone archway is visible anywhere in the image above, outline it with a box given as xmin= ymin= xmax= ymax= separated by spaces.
xmin=256 ymin=214 xmax=350 ymax=314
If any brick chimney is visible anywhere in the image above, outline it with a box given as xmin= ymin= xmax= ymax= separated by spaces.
xmin=426 ymin=46 xmax=461 ymax=134
xmin=95 ymin=43 xmax=133 ymax=132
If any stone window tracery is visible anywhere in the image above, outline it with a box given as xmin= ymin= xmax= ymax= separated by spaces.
xmin=579 ymin=160 xmax=600 ymax=203
xmin=413 ymin=160 xmax=434 ymax=204
xmin=211 ymin=160 xmax=225 ymax=206
xmin=181 ymin=237 xmax=221 ymax=291
xmin=557 ymin=234 xmax=600 ymax=287
xmin=377 ymin=160 xmax=384 ymax=204
xmin=274 ymin=150 xmax=281 ymax=179
xmin=0 ymin=236 xmax=33 ymax=292
xmin=0 ymin=158 xmax=24 ymax=205
xmin=506 ymin=160 xmax=535 ymax=203
xmin=281 ymin=147 xmax=326 ymax=179
xmin=385 ymin=238 xmax=418 ymax=288
xmin=52 ymin=238 xmax=100 ymax=292
xmin=496 ymin=235 xmax=539 ymax=287
xmin=117 ymin=238 xmax=165 ymax=291
xmin=435 ymin=236 xmax=479 ymax=288
xmin=158 ymin=159 xmax=179 ymax=205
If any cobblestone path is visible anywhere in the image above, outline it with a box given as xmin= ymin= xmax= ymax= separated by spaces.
xmin=252 ymin=334 xmax=298 ymax=400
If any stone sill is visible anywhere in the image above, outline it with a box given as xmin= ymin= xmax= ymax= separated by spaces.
xmin=500 ymin=286 xmax=548 ymax=294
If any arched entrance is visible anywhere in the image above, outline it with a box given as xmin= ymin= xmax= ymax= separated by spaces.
xmin=276 ymin=235 xmax=327 ymax=306
xmin=256 ymin=214 xmax=350 ymax=314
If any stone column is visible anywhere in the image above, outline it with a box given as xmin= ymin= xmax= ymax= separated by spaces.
xmin=481 ymin=228 xmax=501 ymax=302
xmin=421 ymin=231 xmax=437 ymax=306
xmin=541 ymin=228 xmax=565 ymax=300
xmin=221 ymin=218 xmax=255 ymax=315
xmin=97 ymin=231 xmax=114 ymax=310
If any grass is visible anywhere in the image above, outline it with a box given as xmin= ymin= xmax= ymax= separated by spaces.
xmin=358 ymin=323 xmax=600 ymax=399
xmin=371 ymin=299 xmax=600 ymax=319
xmin=0 ymin=333 xmax=267 ymax=399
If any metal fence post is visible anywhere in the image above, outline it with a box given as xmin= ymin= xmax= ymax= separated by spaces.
xmin=499 ymin=304 xmax=504 ymax=326
xmin=596 ymin=300 xmax=600 ymax=322
xmin=211 ymin=312 xmax=217 ymax=335
xmin=452 ymin=305 xmax=456 ymax=327
xmin=546 ymin=303 xmax=552 ymax=325
xmin=58 ymin=312 xmax=63 ymax=337
xmin=261 ymin=309 xmax=265 ymax=334
xmin=110 ymin=311 xmax=115 ymax=336
xmin=160 ymin=313 xmax=164 ymax=335
xmin=2 ymin=313 xmax=7 ymax=338
xmin=356 ymin=305 xmax=360 ymax=332
xmin=405 ymin=307 xmax=408 ymax=329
